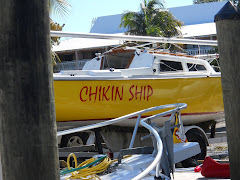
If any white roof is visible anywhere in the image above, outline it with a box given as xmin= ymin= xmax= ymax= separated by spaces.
xmin=181 ymin=23 xmax=216 ymax=38
xmin=52 ymin=37 xmax=123 ymax=52
xmin=53 ymin=23 xmax=217 ymax=53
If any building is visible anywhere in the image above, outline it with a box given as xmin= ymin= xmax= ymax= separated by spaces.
xmin=52 ymin=38 xmax=122 ymax=71
xmin=53 ymin=1 xmax=227 ymax=71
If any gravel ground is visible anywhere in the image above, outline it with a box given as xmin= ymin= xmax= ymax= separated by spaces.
xmin=207 ymin=142 xmax=228 ymax=160
xmin=207 ymin=120 xmax=229 ymax=161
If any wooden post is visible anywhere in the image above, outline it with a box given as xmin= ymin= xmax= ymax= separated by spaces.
xmin=75 ymin=50 xmax=79 ymax=69
xmin=0 ymin=0 xmax=59 ymax=179
xmin=215 ymin=1 xmax=240 ymax=179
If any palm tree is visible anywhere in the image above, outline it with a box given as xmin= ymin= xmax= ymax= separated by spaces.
xmin=194 ymin=0 xmax=239 ymax=7
xmin=49 ymin=0 xmax=70 ymax=19
xmin=49 ymin=0 xmax=70 ymax=44
xmin=49 ymin=0 xmax=71 ymax=66
xmin=119 ymin=0 xmax=183 ymax=37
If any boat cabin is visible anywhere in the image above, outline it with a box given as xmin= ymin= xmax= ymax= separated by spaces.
xmin=54 ymin=47 xmax=218 ymax=79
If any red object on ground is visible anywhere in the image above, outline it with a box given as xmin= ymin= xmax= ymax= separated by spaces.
xmin=201 ymin=156 xmax=230 ymax=178
xmin=194 ymin=166 xmax=201 ymax=172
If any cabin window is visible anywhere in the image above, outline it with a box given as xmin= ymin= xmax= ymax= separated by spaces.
xmin=160 ymin=60 xmax=183 ymax=72
xmin=102 ymin=50 xmax=135 ymax=69
xmin=187 ymin=63 xmax=206 ymax=71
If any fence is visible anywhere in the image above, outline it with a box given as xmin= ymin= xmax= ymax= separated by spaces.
xmin=186 ymin=47 xmax=214 ymax=55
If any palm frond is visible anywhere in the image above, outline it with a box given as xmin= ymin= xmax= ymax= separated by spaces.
xmin=120 ymin=0 xmax=182 ymax=37
xmin=49 ymin=0 xmax=71 ymax=19
xmin=52 ymin=51 xmax=61 ymax=66
xmin=147 ymin=0 xmax=164 ymax=11
xmin=120 ymin=11 xmax=147 ymax=35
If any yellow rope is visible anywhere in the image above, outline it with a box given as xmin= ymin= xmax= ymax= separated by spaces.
xmin=66 ymin=153 xmax=111 ymax=179
xmin=65 ymin=153 xmax=132 ymax=180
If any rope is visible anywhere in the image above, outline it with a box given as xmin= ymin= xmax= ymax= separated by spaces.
xmin=60 ymin=154 xmax=108 ymax=179
xmin=60 ymin=153 xmax=131 ymax=180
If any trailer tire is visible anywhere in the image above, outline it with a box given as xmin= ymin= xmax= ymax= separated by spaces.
xmin=181 ymin=129 xmax=207 ymax=167
xmin=60 ymin=132 xmax=88 ymax=148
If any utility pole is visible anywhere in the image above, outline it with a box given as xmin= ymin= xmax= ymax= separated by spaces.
xmin=215 ymin=1 xmax=240 ymax=179
xmin=0 ymin=0 xmax=59 ymax=179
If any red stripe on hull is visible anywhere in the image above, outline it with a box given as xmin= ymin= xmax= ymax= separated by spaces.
xmin=57 ymin=111 xmax=224 ymax=123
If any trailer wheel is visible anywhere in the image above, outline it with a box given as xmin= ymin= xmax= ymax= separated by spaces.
xmin=181 ymin=129 xmax=207 ymax=167
xmin=60 ymin=133 xmax=88 ymax=148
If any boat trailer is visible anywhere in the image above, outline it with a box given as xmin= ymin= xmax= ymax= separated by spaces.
xmin=58 ymin=103 xmax=201 ymax=180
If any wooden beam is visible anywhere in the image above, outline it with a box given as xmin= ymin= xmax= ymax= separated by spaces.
xmin=0 ymin=0 xmax=59 ymax=179
xmin=215 ymin=1 xmax=240 ymax=179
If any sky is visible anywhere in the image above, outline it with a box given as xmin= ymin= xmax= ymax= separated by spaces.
xmin=51 ymin=0 xmax=194 ymax=33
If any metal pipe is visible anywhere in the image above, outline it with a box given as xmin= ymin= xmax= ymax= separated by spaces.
xmin=129 ymin=114 xmax=142 ymax=148
xmin=131 ymin=104 xmax=187 ymax=180
xmin=57 ymin=103 xmax=187 ymax=137
xmin=50 ymin=31 xmax=218 ymax=46
xmin=75 ymin=50 xmax=79 ymax=70
xmin=132 ymin=116 xmax=164 ymax=180
xmin=156 ymin=159 xmax=160 ymax=178
xmin=57 ymin=103 xmax=187 ymax=179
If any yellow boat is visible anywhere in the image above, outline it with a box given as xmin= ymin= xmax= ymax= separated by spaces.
xmin=54 ymin=48 xmax=224 ymax=130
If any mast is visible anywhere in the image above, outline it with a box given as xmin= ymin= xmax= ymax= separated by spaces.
xmin=50 ymin=31 xmax=218 ymax=46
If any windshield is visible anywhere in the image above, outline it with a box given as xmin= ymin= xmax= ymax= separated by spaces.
xmin=101 ymin=49 xmax=135 ymax=69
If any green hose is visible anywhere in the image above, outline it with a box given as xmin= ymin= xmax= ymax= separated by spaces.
xmin=60 ymin=155 xmax=107 ymax=175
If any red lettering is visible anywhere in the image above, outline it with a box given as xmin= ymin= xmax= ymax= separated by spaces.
xmin=99 ymin=86 xmax=102 ymax=101
xmin=143 ymin=86 xmax=146 ymax=100
xmin=147 ymin=85 xmax=153 ymax=101
xmin=111 ymin=86 xmax=115 ymax=101
xmin=102 ymin=86 xmax=110 ymax=101
xmin=81 ymin=85 xmax=152 ymax=102
xmin=89 ymin=86 xmax=98 ymax=102
xmin=115 ymin=86 xmax=123 ymax=100
xmin=129 ymin=85 xmax=135 ymax=101
xmin=135 ymin=86 xmax=143 ymax=100
xmin=80 ymin=86 xmax=88 ymax=102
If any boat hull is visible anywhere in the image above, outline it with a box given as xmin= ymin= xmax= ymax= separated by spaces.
xmin=54 ymin=76 xmax=224 ymax=128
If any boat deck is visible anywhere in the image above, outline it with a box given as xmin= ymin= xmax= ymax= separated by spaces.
xmin=59 ymin=167 xmax=230 ymax=180
xmin=174 ymin=168 xmax=229 ymax=180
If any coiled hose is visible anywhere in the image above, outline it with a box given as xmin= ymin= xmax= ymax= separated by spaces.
xmin=60 ymin=153 xmax=126 ymax=180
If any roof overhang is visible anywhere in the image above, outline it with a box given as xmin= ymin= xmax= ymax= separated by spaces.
xmin=181 ymin=23 xmax=216 ymax=38
xmin=52 ymin=37 xmax=123 ymax=52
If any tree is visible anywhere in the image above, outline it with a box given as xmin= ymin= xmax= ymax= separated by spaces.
xmin=49 ymin=0 xmax=70 ymax=44
xmin=232 ymin=0 xmax=240 ymax=6
xmin=119 ymin=0 xmax=183 ymax=37
xmin=193 ymin=0 xmax=239 ymax=6
xmin=49 ymin=0 xmax=70 ymax=18
xmin=49 ymin=0 xmax=71 ymax=67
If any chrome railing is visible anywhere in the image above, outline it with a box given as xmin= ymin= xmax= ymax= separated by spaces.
xmin=57 ymin=103 xmax=187 ymax=180
xmin=186 ymin=47 xmax=213 ymax=55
